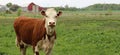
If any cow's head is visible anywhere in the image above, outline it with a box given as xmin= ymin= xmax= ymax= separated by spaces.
xmin=41 ymin=8 xmax=62 ymax=28
xmin=41 ymin=8 xmax=62 ymax=35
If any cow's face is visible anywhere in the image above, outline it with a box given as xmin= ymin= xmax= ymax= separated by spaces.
xmin=41 ymin=8 xmax=62 ymax=28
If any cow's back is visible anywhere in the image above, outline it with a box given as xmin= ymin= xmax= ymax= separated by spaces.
xmin=14 ymin=16 xmax=45 ymax=45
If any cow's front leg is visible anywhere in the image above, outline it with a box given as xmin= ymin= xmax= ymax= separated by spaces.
xmin=45 ymin=42 xmax=54 ymax=55
xmin=20 ymin=44 xmax=27 ymax=55
xmin=33 ymin=45 xmax=39 ymax=55
xmin=45 ymin=36 xmax=55 ymax=55
xmin=45 ymin=48 xmax=52 ymax=55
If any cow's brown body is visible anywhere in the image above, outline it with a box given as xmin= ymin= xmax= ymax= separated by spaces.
xmin=14 ymin=17 xmax=46 ymax=45
xmin=14 ymin=17 xmax=56 ymax=55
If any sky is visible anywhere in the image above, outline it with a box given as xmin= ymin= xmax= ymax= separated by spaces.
xmin=0 ymin=0 xmax=120 ymax=8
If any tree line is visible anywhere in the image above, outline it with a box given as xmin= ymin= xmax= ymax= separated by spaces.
xmin=56 ymin=4 xmax=120 ymax=11
xmin=81 ymin=4 xmax=120 ymax=11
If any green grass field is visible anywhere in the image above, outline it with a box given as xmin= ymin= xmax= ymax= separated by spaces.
xmin=0 ymin=11 xmax=120 ymax=55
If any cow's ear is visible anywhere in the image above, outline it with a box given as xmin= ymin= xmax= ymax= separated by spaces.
xmin=57 ymin=11 xmax=62 ymax=17
xmin=41 ymin=10 xmax=46 ymax=16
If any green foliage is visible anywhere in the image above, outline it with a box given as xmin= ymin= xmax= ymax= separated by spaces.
xmin=56 ymin=4 xmax=120 ymax=11
xmin=6 ymin=3 xmax=20 ymax=12
xmin=82 ymin=4 xmax=120 ymax=11
xmin=10 ymin=4 xmax=20 ymax=12
xmin=17 ymin=8 xmax=22 ymax=16
xmin=55 ymin=7 xmax=80 ymax=11
xmin=6 ymin=2 xmax=12 ymax=8
xmin=5 ymin=10 xmax=12 ymax=14
xmin=2 ymin=12 xmax=6 ymax=17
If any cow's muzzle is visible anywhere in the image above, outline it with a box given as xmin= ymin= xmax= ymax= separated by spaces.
xmin=49 ymin=22 xmax=55 ymax=28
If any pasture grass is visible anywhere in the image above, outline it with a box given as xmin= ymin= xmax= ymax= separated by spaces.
xmin=0 ymin=11 xmax=120 ymax=55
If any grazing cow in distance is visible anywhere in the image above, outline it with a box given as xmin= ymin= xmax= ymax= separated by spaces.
xmin=13 ymin=8 xmax=62 ymax=55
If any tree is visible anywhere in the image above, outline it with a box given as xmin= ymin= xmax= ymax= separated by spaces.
xmin=17 ymin=8 xmax=22 ymax=16
xmin=6 ymin=3 xmax=20 ymax=12
xmin=6 ymin=2 xmax=12 ymax=8
xmin=10 ymin=4 xmax=20 ymax=12
xmin=65 ymin=5 xmax=69 ymax=8
xmin=5 ymin=3 xmax=12 ymax=13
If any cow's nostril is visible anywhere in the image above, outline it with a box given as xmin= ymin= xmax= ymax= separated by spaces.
xmin=49 ymin=22 xmax=55 ymax=27
xmin=49 ymin=22 xmax=55 ymax=25
xmin=49 ymin=22 xmax=52 ymax=24
xmin=53 ymin=22 xmax=55 ymax=24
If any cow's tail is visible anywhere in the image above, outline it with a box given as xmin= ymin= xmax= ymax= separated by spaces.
xmin=15 ymin=37 xmax=19 ymax=47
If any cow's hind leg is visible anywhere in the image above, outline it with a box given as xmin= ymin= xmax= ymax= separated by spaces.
xmin=16 ymin=37 xmax=27 ymax=55
xmin=20 ymin=44 xmax=27 ymax=55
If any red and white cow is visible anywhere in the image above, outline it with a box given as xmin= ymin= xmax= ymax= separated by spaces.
xmin=13 ymin=8 xmax=62 ymax=55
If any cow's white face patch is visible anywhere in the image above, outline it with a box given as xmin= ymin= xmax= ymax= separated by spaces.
xmin=44 ymin=8 xmax=57 ymax=35
xmin=45 ymin=8 xmax=57 ymax=27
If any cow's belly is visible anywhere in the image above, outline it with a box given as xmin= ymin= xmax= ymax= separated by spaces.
xmin=20 ymin=40 xmax=31 ymax=46
xmin=18 ymin=35 xmax=55 ymax=51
